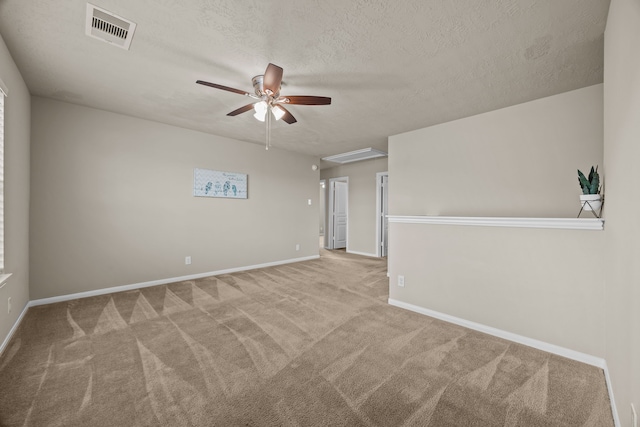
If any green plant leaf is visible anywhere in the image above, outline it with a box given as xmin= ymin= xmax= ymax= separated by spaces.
xmin=588 ymin=166 xmax=595 ymax=183
xmin=578 ymin=169 xmax=590 ymax=194
xmin=590 ymin=171 xmax=600 ymax=194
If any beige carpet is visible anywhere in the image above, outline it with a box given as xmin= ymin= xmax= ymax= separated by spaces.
xmin=0 ymin=250 xmax=613 ymax=426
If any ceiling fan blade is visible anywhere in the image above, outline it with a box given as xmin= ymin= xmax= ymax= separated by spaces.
xmin=263 ymin=63 xmax=283 ymax=95
xmin=196 ymin=80 xmax=250 ymax=96
xmin=277 ymin=105 xmax=297 ymax=124
xmin=227 ymin=103 xmax=255 ymax=116
xmin=280 ymin=96 xmax=331 ymax=105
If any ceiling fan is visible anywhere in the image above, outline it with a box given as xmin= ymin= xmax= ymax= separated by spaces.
xmin=197 ymin=63 xmax=331 ymax=148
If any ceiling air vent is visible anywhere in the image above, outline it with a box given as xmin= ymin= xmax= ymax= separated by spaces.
xmin=85 ymin=4 xmax=137 ymax=50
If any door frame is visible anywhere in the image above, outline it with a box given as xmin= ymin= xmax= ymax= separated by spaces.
xmin=327 ymin=177 xmax=349 ymax=250
xmin=375 ymin=172 xmax=389 ymax=257
xmin=319 ymin=179 xmax=326 ymax=238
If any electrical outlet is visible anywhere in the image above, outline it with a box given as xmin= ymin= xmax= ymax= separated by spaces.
xmin=295 ymin=244 xmax=300 ymax=251
xmin=185 ymin=256 xmax=191 ymax=265
xmin=398 ymin=275 xmax=405 ymax=287
xmin=308 ymin=199 xmax=312 ymax=206
xmin=632 ymin=404 xmax=637 ymax=427
xmin=7 ymin=297 xmax=11 ymax=314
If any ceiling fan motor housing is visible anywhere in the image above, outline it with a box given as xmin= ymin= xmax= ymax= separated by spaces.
xmin=251 ymin=75 xmax=263 ymax=96
xmin=252 ymin=75 xmax=280 ymax=97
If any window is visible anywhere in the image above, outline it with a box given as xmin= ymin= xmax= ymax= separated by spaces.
xmin=0 ymin=80 xmax=5 ymax=273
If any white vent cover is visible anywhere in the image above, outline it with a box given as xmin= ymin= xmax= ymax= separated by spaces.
xmin=322 ymin=148 xmax=388 ymax=164
xmin=85 ymin=4 xmax=136 ymax=50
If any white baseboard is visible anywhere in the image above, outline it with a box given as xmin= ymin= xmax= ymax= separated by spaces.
xmin=346 ymin=250 xmax=378 ymax=258
xmin=0 ymin=302 xmax=30 ymax=356
xmin=30 ymin=255 xmax=320 ymax=307
xmin=603 ymin=360 xmax=621 ymax=427
xmin=388 ymin=298 xmax=605 ymax=367
xmin=388 ymin=298 xmax=620 ymax=426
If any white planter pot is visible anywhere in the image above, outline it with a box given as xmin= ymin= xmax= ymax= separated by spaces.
xmin=580 ymin=194 xmax=602 ymax=211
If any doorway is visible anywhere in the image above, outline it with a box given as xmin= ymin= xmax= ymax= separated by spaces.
xmin=376 ymin=172 xmax=389 ymax=257
xmin=327 ymin=177 xmax=349 ymax=250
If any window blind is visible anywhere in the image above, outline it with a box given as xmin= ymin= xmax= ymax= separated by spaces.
xmin=0 ymin=91 xmax=5 ymax=272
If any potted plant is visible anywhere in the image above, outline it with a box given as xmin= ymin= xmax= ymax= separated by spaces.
xmin=577 ymin=166 xmax=602 ymax=211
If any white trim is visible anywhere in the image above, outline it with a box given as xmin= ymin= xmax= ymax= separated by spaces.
xmin=327 ymin=179 xmax=335 ymax=249
xmin=375 ymin=172 xmax=389 ymax=257
xmin=387 ymin=215 xmax=604 ymax=230
xmin=0 ymin=302 xmax=29 ymax=356
xmin=346 ymin=250 xmax=378 ymax=258
xmin=0 ymin=273 xmax=12 ymax=289
xmin=388 ymin=298 xmax=605 ymax=367
xmin=603 ymin=361 xmax=621 ymax=427
xmin=319 ymin=179 xmax=326 ymax=239
xmin=342 ymin=181 xmax=350 ymax=252
xmin=30 ymin=255 xmax=319 ymax=307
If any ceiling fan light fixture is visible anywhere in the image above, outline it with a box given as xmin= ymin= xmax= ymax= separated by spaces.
xmin=253 ymin=110 xmax=266 ymax=122
xmin=271 ymin=105 xmax=285 ymax=121
xmin=253 ymin=101 xmax=268 ymax=114
xmin=253 ymin=100 xmax=268 ymax=121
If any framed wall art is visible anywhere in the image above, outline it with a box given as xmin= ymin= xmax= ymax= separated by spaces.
xmin=193 ymin=168 xmax=248 ymax=199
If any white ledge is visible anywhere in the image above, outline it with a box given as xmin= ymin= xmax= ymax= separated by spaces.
xmin=0 ymin=273 xmax=12 ymax=289
xmin=387 ymin=216 xmax=604 ymax=230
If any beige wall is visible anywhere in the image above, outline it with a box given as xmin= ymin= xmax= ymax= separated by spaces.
xmin=388 ymin=86 xmax=605 ymax=355
xmin=0 ymin=35 xmax=30 ymax=346
xmin=390 ymin=85 xmax=603 ymax=217
xmin=321 ymin=157 xmax=387 ymax=256
xmin=30 ymin=97 xmax=319 ymax=300
xmin=389 ymin=224 xmax=605 ymax=356
xmin=603 ymin=0 xmax=640 ymax=424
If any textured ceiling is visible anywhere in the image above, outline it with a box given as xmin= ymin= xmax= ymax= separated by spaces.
xmin=0 ymin=0 xmax=610 ymax=159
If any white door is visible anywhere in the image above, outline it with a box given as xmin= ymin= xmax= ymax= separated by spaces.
xmin=381 ymin=175 xmax=389 ymax=257
xmin=333 ymin=181 xmax=348 ymax=249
